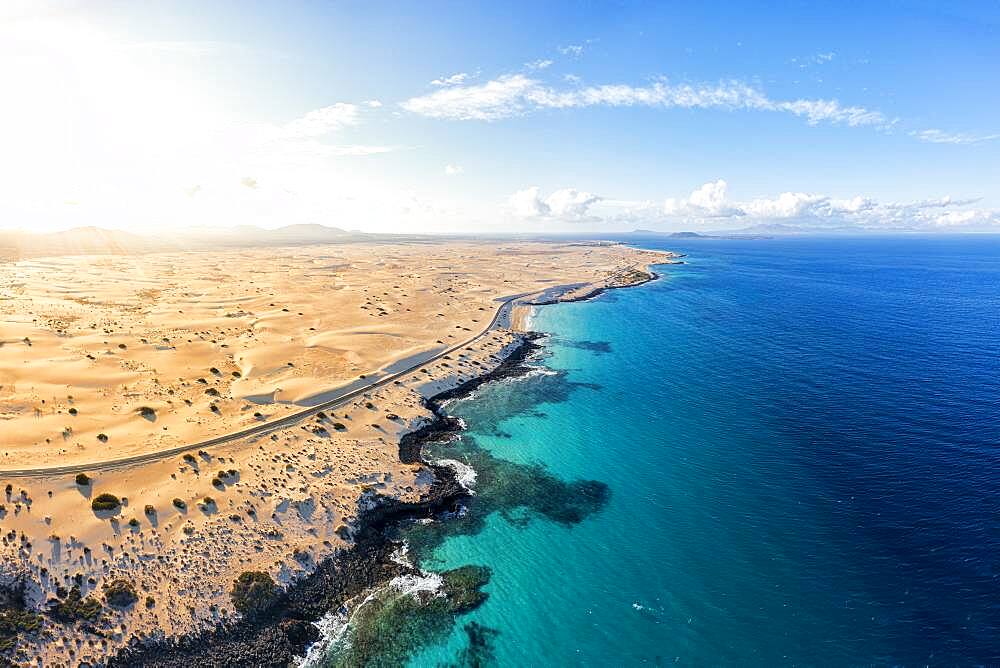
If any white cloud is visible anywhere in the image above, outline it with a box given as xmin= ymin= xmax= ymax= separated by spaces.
xmin=525 ymin=58 xmax=553 ymax=70
xmin=510 ymin=186 xmax=551 ymax=217
xmin=403 ymin=74 xmax=537 ymax=121
xmin=741 ymin=191 xmax=828 ymax=218
xmin=654 ymin=180 xmax=999 ymax=230
xmin=281 ymin=103 xmax=360 ymax=138
xmin=663 ymin=179 xmax=741 ymax=217
xmin=559 ymin=45 xmax=584 ymax=57
xmin=431 ymin=72 xmax=471 ymax=86
xmin=402 ymin=74 xmax=892 ymax=129
xmin=509 ymin=186 xmax=602 ymax=222
xmin=444 ymin=164 xmax=464 ymax=175
xmin=364 ymin=99 xmax=383 ymax=108
xmin=911 ymin=129 xmax=1000 ymax=145
xmin=536 ymin=179 xmax=1000 ymax=231
xmin=791 ymin=52 xmax=836 ymax=68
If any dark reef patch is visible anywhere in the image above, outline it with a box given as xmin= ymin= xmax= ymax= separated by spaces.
xmin=328 ymin=566 xmax=491 ymax=667
xmin=552 ymin=338 xmax=613 ymax=354
xmin=405 ymin=432 xmax=611 ymax=560
xmin=443 ymin=621 xmax=501 ymax=668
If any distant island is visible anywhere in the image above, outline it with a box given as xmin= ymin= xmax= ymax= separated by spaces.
xmin=631 ymin=229 xmax=774 ymax=240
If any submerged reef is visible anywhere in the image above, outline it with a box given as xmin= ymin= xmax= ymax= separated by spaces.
xmin=329 ymin=566 xmax=491 ymax=667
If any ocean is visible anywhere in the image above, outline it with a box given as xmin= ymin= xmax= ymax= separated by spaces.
xmin=326 ymin=236 xmax=1000 ymax=666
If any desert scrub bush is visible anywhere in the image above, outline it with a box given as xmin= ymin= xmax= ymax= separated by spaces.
xmin=51 ymin=586 xmax=101 ymax=622
xmin=144 ymin=504 xmax=156 ymax=516
xmin=230 ymin=571 xmax=277 ymax=615
xmin=0 ymin=603 xmax=42 ymax=652
xmin=172 ymin=498 xmax=186 ymax=509
xmin=75 ymin=473 xmax=91 ymax=486
xmin=104 ymin=580 xmax=138 ymax=608
xmin=91 ymin=493 xmax=120 ymax=512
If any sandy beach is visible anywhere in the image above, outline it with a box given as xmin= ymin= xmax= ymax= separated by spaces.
xmin=0 ymin=238 xmax=673 ymax=665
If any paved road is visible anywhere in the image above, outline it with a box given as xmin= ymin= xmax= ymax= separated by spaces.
xmin=0 ymin=291 xmax=535 ymax=479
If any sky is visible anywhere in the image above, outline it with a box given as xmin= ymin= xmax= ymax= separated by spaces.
xmin=1 ymin=1 xmax=999 ymax=235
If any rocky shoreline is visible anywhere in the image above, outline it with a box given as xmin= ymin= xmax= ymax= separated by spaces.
xmin=107 ymin=332 xmax=548 ymax=667
xmin=528 ymin=265 xmax=666 ymax=306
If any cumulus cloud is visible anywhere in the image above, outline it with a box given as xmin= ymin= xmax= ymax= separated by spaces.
xmin=444 ymin=164 xmax=464 ymax=175
xmin=653 ymin=180 xmax=999 ymax=230
xmin=559 ymin=44 xmax=584 ymax=57
xmin=402 ymin=74 xmax=892 ymax=129
xmin=531 ymin=179 xmax=1000 ymax=231
xmin=663 ymin=179 xmax=741 ymax=217
xmin=509 ymin=186 xmax=602 ymax=222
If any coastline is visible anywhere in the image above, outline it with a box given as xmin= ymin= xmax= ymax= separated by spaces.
xmin=106 ymin=256 xmax=668 ymax=666
xmin=0 ymin=244 xmax=674 ymax=666
xmin=108 ymin=331 xmax=548 ymax=666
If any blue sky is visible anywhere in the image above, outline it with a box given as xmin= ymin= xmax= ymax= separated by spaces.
xmin=1 ymin=1 xmax=998 ymax=233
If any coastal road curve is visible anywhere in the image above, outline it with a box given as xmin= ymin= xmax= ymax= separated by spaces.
xmin=0 ymin=290 xmax=538 ymax=479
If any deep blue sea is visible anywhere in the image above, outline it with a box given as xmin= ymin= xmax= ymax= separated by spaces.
xmin=352 ymin=236 xmax=1000 ymax=666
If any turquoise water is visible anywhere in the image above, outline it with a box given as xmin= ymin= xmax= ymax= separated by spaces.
xmin=402 ymin=236 xmax=1000 ymax=666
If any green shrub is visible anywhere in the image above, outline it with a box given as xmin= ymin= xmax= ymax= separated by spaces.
xmin=91 ymin=493 xmax=120 ymax=512
xmin=0 ymin=605 xmax=42 ymax=652
xmin=75 ymin=473 xmax=91 ymax=486
xmin=230 ymin=571 xmax=277 ymax=615
xmin=104 ymin=580 xmax=138 ymax=608
xmin=51 ymin=586 xmax=101 ymax=621
xmin=172 ymin=498 xmax=186 ymax=509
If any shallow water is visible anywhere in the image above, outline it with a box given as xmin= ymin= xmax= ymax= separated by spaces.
xmin=338 ymin=236 xmax=1000 ymax=665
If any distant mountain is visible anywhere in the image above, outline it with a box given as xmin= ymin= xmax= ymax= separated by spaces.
xmin=0 ymin=223 xmax=370 ymax=260
xmin=179 ymin=223 xmax=358 ymax=247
